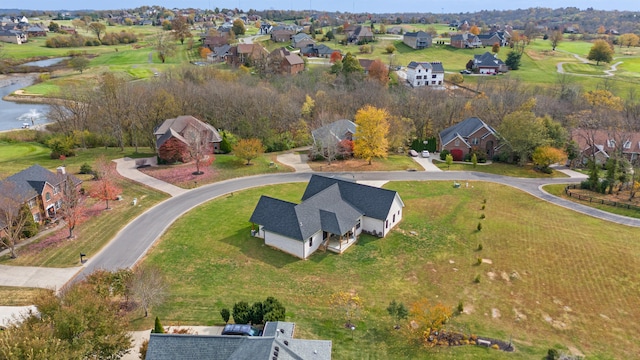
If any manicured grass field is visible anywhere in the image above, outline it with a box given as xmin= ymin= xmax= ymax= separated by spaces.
xmin=307 ymin=154 xmax=422 ymax=172
xmin=138 ymin=181 xmax=640 ymax=359
xmin=433 ymin=160 xmax=567 ymax=178
xmin=0 ymin=287 xmax=43 ymax=306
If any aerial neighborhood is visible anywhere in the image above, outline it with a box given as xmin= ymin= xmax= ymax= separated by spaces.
xmin=1 ymin=2 xmax=640 ymax=359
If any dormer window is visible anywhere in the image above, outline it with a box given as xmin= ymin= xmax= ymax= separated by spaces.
xmin=623 ymin=140 xmax=631 ymax=149
xmin=607 ymin=139 xmax=615 ymax=148
xmin=45 ymin=192 xmax=52 ymax=201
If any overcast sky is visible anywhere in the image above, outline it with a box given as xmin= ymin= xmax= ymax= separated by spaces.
xmin=8 ymin=1 xmax=638 ymax=14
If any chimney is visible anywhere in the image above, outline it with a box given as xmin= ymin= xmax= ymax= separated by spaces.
xmin=56 ymin=166 xmax=66 ymax=175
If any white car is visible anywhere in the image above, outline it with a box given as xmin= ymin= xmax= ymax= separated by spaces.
xmin=421 ymin=150 xmax=430 ymax=158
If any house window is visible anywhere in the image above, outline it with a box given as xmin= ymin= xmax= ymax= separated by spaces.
xmin=33 ymin=213 xmax=40 ymax=222
xmin=432 ymin=74 xmax=436 ymax=78
xmin=416 ymin=75 xmax=422 ymax=79
xmin=393 ymin=214 xmax=396 ymax=222
xmin=454 ymin=139 xmax=460 ymax=146
xmin=28 ymin=199 xmax=37 ymax=208
xmin=607 ymin=139 xmax=615 ymax=148
xmin=386 ymin=220 xmax=389 ymax=228
xmin=45 ymin=192 xmax=52 ymax=202
xmin=472 ymin=138 xmax=479 ymax=145
xmin=623 ymin=140 xmax=631 ymax=149
xmin=356 ymin=219 xmax=361 ymax=229
xmin=309 ymin=238 xmax=313 ymax=247
xmin=55 ymin=200 xmax=62 ymax=209
xmin=54 ymin=185 xmax=60 ymax=194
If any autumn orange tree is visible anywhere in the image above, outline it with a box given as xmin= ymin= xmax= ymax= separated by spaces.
xmin=469 ymin=25 xmax=480 ymax=35
xmin=91 ymin=156 xmax=121 ymax=210
xmin=353 ymin=105 xmax=390 ymax=165
xmin=234 ymin=138 xmax=265 ymax=165
xmin=368 ymin=59 xmax=389 ymax=86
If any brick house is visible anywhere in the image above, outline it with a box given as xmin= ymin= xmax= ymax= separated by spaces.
xmin=450 ymin=32 xmax=481 ymax=48
xmin=439 ymin=117 xmax=501 ymax=161
xmin=154 ymin=115 xmax=222 ymax=162
xmin=0 ymin=164 xmax=82 ymax=228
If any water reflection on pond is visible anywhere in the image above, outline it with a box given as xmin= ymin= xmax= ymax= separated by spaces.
xmin=0 ymin=76 xmax=51 ymax=132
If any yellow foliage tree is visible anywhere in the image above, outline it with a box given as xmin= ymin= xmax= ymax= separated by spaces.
xmin=329 ymin=291 xmax=363 ymax=327
xmin=584 ymin=90 xmax=624 ymax=111
xmin=409 ymin=298 xmax=452 ymax=336
xmin=469 ymin=25 xmax=480 ymax=35
xmin=233 ymin=138 xmax=264 ymax=165
xmin=353 ymin=105 xmax=389 ymax=165
xmin=532 ymin=146 xmax=567 ymax=171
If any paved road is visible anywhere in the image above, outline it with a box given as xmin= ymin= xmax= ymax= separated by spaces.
xmin=72 ymin=170 xmax=640 ymax=282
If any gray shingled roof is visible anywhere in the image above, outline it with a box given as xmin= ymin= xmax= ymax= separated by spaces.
xmin=301 ymin=175 xmax=401 ymax=221
xmin=3 ymin=164 xmax=80 ymax=203
xmin=439 ymin=117 xmax=497 ymax=148
xmin=154 ymin=115 xmax=222 ymax=144
xmin=404 ymin=30 xmax=430 ymax=39
xmin=473 ymin=52 xmax=505 ymax=67
xmin=311 ymin=119 xmax=356 ymax=145
xmin=407 ymin=61 xmax=443 ymax=73
xmin=146 ymin=332 xmax=332 ymax=360
xmin=249 ymin=196 xmax=303 ymax=240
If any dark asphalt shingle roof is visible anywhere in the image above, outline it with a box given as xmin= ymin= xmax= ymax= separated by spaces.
xmin=311 ymin=119 xmax=356 ymax=145
xmin=473 ymin=52 xmax=505 ymax=67
xmin=3 ymin=164 xmax=80 ymax=203
xmin=439 ymin=117 xmax=497 ymax=148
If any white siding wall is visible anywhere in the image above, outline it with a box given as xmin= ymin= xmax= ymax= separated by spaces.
xmin=362 ymin=217 xmax=384 ymax=236
xmin=406 ymin=64 xmax=432 ymax=87
xmin=264 ymin=230 xmax=323 ymax=259
xmin=382 ymin=195 xmax=404 ymax=237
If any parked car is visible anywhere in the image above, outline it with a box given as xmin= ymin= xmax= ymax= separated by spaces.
xmin=408 ymin=149 xmax=418 ymax=157
xmin=460 ymin=69 xmax=471 ymax=74
xmin=221 ymin=324 xmax=263 ymax=336
xmin=421 ymin=150 xmax=430 ymax=158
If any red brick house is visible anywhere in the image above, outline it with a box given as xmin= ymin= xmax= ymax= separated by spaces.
xmin=0 ymin=164 xmax=82 ymax=231
xmin=154 ymin=115 xmax=222 ymax=163
xmin=439 ymin=117 xmax=501 ymax=161
xmin=572 ymin=128 xmax=640 ymax=166
xmin=269 ymin=48 xmax=304 ymax=75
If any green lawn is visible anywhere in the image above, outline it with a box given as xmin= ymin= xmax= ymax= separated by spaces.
xmin=433 ymin=160 xmax=568 ymax=178
xmin=138 ymin=181 xmax=640 ymax=359
xmin=543 ymin=183 xmax=640 ymax=219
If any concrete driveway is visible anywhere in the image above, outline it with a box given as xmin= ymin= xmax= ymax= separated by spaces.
xmin=0 ymin=264 xmax=80 ymax=289
xmin=411 ymin=154 xmax=442 ymax=172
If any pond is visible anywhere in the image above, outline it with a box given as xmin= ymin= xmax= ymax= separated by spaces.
xmin=20 ymin=57 xmax=70 ymax=67
xmin=0 ymin=76 xmax=51 ymax=132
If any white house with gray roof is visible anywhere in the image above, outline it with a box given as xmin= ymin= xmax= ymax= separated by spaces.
xmin=406 ymin=61 xmax=445 ymax=87
xmin=249 ymin=175 xmax=404 ymax=259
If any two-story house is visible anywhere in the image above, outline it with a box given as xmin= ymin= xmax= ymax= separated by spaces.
xmin=439 ymin=117 xmax=501 ymax=160
xmin=405 ymin=61 xmax=445 ymax=87
xmin=1 ymin=165 xmax=82 ymax=228
xmin=403 ymin=31 xmax=432 ymax=49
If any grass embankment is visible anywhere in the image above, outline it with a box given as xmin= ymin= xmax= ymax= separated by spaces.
xmin=307 ymin=154 xmax=422 ymax=172
xmin=0 ymin=287 xmax=43 ymax=306
xmin=433 ymin=160 xmax=567 ymax=178
xmin=138 ymin=181 xmax=640 ymax=359
xmin=544 ymin=183 xmax=640 ymax=219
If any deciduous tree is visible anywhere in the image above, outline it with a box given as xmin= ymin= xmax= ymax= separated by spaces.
xmin=498 ymin=109 xmax=549 ymax=165
xmin=329 ymin=51 xmax=341 ymax=64
xmin=60 ymin=174 xmax=84 ymax=239
xmin=491 ymin=42 xmax=500 ymax=54
xmin=409 ymin=298 xmax=452 ymax=333
xmin=234 ymin=138 xmax=264 ymax=165
xmin=532 ymin=146 xmax=567 ymax=172
xmin=232 ymin=19 xmax=246 ymax=35
xmin=155 ymin=31 xmax=176 ymax=63
xmin=87 ymin=22 xmax=106 ymax=41
xmin=587 ymin=39 xmax=614 ymax=65
xmin=549 ymin=30 xmax=563 ymax=51
xmin=129 ymin=265 xmax=168 ymax=318
xmin=387 ymin=116 xmax=415 ymax=151
xmin=0 ymin=182 xmax=29 ymax=259
xmin=469 ymin=25 xmax=480 ymax=35
xmin=91 ymin=156 xmax=121 ymax=210
xmin=69 ymin=55 xmax=90 ymax=73
xmin=184 ymin=128 xmax=213 ymax=175
xmin=171 ymin=16 xmax=192 ymax=45
xmin=368 ymin=59 xmax=389 ymax=85
xmin=619 ymin=33 xmax=640 ymax=48
xmin=353 ymin=105 xmax=389 ymax=164
xmin=330 ymin=291 xmax=363 ymax=327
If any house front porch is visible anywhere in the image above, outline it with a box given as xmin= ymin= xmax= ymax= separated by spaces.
xmin=324 ymin=233 xmax=357 ymax=254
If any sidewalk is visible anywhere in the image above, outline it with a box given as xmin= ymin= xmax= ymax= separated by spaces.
xmin=113 ymin=157 xmax=189 ymax=197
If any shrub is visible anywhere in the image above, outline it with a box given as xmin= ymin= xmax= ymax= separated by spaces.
xmin=477 ymin=243 xmax=483 ymax=251
xmin=439 ymin=149 xmax=451 ymax=161
xmin=477 ymin=222 xmax=482 ymax=231
xmin=491 ymin=344 xmax=500 ymax=350
xmin=139 ymin=339 xmax=149 ymax=359
xmin=457 ymin=301 xmax=464 ymax=314
xmin=80 ymin=163 xmax=93 ymax=175
xmin=476 ymin=257 xmax=482 ymax=265
xmin=232 ymin=301 xmax=251 ymax=324
xmin=46 ymin=134 xmax=77 ymax=158
xmin=152 ymin=316 xmax=165 ymax=333
xmin=481 ymin=204 xmax=485 ymax=210
xmin=249 ymin=302 xmax=264 ymax=325
xmin=474 ymin=275 xmax=481 ymax=283
xmin=220 ymin=308 xmax=230 ymax=324
xmin=480 ymin=214 xmax=485 ymax=219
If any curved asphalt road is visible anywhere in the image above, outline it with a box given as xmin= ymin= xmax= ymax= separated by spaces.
xmin=72 ymin=170 xmax=640 ymax=283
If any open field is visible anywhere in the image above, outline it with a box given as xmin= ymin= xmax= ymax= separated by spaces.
xmin=137 ymin=181 xmax=640 ymax=359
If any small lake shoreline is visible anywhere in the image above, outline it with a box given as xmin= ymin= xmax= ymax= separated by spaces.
xmin=0 ymin=74 xmax=63 ymax=105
